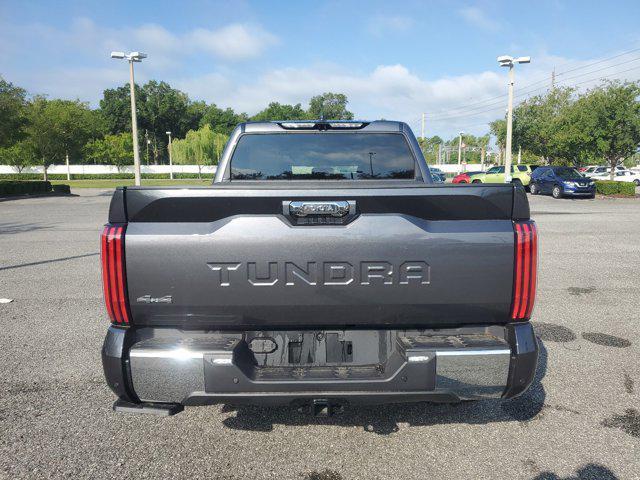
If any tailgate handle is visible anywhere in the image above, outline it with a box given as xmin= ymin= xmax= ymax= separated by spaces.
xmin=289 ymin=201 xmax=351 ymax=217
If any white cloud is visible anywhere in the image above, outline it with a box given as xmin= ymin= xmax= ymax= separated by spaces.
xmin=172 ymin=52 xmax=640 ymax=139
xmin=186 ymin=24 xmax=279 ymax=60
xmin=458 ymin=6 xmax=499 ymax=32
xmin=172 ymin=63 xmax=507 ymax=137
xmin=3 ymin=15 xmax=640 ymax=140
xmin=0 ymin=17 xmax=278 ymax=68
xmin=367 ymin=15 xmax=414 ymax=36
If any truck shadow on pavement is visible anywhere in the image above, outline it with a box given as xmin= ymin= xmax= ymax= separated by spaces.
xmin=530 ymin=463 xmax=618 ymax=480
xmin=0 ymin=222 xmax=53 ymax=235
xmin=220 ymin=341 xmax=548 ymax=435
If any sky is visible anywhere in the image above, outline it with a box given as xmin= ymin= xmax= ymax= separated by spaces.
xmin=1 ymin=0 xmax=640 ymax=139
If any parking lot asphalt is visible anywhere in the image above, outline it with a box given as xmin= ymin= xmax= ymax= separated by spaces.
xmin=1 ymin=189 xmax=639 ymax=480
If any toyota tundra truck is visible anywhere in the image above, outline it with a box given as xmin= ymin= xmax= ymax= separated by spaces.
xmin=101 ymin=120 xmax=538 ymax=416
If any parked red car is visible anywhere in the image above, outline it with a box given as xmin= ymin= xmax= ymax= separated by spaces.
xmin=452 ymin=171 xmax=484 ymax=183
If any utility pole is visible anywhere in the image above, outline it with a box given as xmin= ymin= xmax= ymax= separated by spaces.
xmin=368 ymin=152 xmax=376 ymax=177
xmin=421 ymin=113 xmax=425 ymax=140
xmin=498 ymin=55 xmax=530 ymax=183
xmin=481 ymin=146 xmax=486 ymax=169
xmin=457 ymin=132 xmax=463 ymax=173
xmin=111 ymin=51 xmax=147 ymax=186
xmin=65 ymin=151 xmax=71 ymax=181
xmin=518 ymin=145 xmax=522 ymax=165
xmin=551 ymin=67 xmax=556 ymax=89
xmin=145 ymin=133 xmax=150 ymax=166
xmin=166 ymin=131 xmax=173 ymax=180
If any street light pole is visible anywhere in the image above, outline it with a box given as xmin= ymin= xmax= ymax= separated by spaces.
xmin=166 ymin=131 xmax=173 ymax=180
xmin=128 ymin=60 xmax=142 ymax=185
xmin=498 ymin=55 xmax=530 ymax=183
xmin=111 ymin=51 xmax=147 ymax=186
xmin=457 ymin=131 xmax=463 ymax=173
xmin=504 ymin=64 xmax=515 ymax=182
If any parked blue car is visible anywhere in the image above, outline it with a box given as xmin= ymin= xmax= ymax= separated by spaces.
xmin=529 ymin=166 xmax=596 ymax=199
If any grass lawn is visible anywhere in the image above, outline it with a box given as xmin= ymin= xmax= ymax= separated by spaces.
xmin=50 ymin=179 xmax=213 ymax=188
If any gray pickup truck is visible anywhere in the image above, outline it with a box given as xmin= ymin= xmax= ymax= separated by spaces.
xmin=101 ymin=120 xmax=538 ymax=416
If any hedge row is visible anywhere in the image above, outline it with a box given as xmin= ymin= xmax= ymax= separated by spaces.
xmin=595 ymin=181 xmax=637 ymax=196
xmin=0 ymin=173 xmax=215 ymax=180
xmin=0 ymin=180 xmax=52 ymax=196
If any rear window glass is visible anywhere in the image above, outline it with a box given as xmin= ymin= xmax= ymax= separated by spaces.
xmin=554 ymin=167 xmax=583 ymax=179
xmin=517 ymin=165 xmax=528 ymax=171
xmin=230 ymin=133 xmax=415 ymax=180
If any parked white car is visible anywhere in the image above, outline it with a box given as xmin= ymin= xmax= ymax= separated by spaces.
xmin=580 ymin=165 xmax=599 ymax=175
xmin=592 ymin=170 xmax=640 ymax=185
xmin=584 ymin=166 xmax=627 ymax=178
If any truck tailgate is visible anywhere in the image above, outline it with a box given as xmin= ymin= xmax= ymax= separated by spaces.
xmin=115 ymin=183 xmax=523 ymax=328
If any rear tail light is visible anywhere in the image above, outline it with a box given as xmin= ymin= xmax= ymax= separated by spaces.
xmin=101 ymin=224 xmax=131 ymax=325
xmin=510 ymin=220 xmax=538 ymax=320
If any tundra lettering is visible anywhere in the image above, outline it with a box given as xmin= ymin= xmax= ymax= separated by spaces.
xmin=206 ymin=261 xmax=431 ymax=287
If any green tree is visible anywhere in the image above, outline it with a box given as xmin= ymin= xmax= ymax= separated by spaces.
xmin=0 ymin=77 xmax=28 ymax=148
xmin=417 ymin=136 xmax=443 ymax=164
xmin=199 ymin=104 xmax=248 ymax=136
xmin=0 ymin=141 xmax=37 ymax=173
xmin=99 ymin=81 xmax=206 ymax=163
xmin=250 ymin=102 xmax=308 ymax=121
xmin=490 ymin=118 xmax=506 ymax=149
xmin=307 ymin=93 xmax=354 ymax=120
xmin=99 ymin=84 xmax=139 ymax=134
xmin=24 ymin=97 xmax=100 ymax=180
xmin=513 ymin=87 xmax=574 ymax=164
xmin=139 ymin=80 xmax=201 ymax=163
xmin=564 ymin=81 xmax=640 ymax=179
xmin=442 ymin=133 xmax=490 ymax=164
xmin=172 ymin=124 xmax=228 ymax=178
xmin=83 ymin=133 xmax=132 ymax=171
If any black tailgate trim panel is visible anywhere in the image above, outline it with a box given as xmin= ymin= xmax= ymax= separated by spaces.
xmin=123 ymin=185 xmax=516 ymax=223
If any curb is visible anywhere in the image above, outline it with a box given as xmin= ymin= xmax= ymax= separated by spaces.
xmin=0 ymin=192 xmax=77 ymax=202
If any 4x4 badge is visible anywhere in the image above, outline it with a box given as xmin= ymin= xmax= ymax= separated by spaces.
xmin=136 ymin=295 xmax=173 ymax=304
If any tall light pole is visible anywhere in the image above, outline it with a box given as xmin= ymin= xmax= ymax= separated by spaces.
xmin=166 ymin=131 xmax=174 ymax=180
xmin=457 ymin=131 xmax=463 ymax=173
xmin=498 ymin=55 xmax=530 ymax=183
xmin=111 ymin=51 xmax=147 ymax=186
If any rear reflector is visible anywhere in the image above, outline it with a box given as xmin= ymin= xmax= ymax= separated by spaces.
xmin=510 ymin=220 xmax=538 ymax=320
xmin=101 ymin=224 xmax=130 ymax=325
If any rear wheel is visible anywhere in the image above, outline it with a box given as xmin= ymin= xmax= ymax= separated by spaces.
xmin=552 ymin=185 xmax=563 ymax=199
xmin=529 ymin=183 xmax=538 ymax=195
xmin=634 ymin=179 xmax=640 ymax=186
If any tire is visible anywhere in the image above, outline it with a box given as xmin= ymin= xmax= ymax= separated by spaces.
xmin=529 ymin=183 xmax=538 ymax=195
xmin=552 ymin=185 xmax=563 ymax=199
xmin=634 ymin=179 xmax=640 ymax=186
xmin=472 ymin=179 xmax=482 ymax=183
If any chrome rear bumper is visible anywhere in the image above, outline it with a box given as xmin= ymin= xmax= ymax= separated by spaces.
xmin=102 ymin=323 xmax=538 ymax=408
